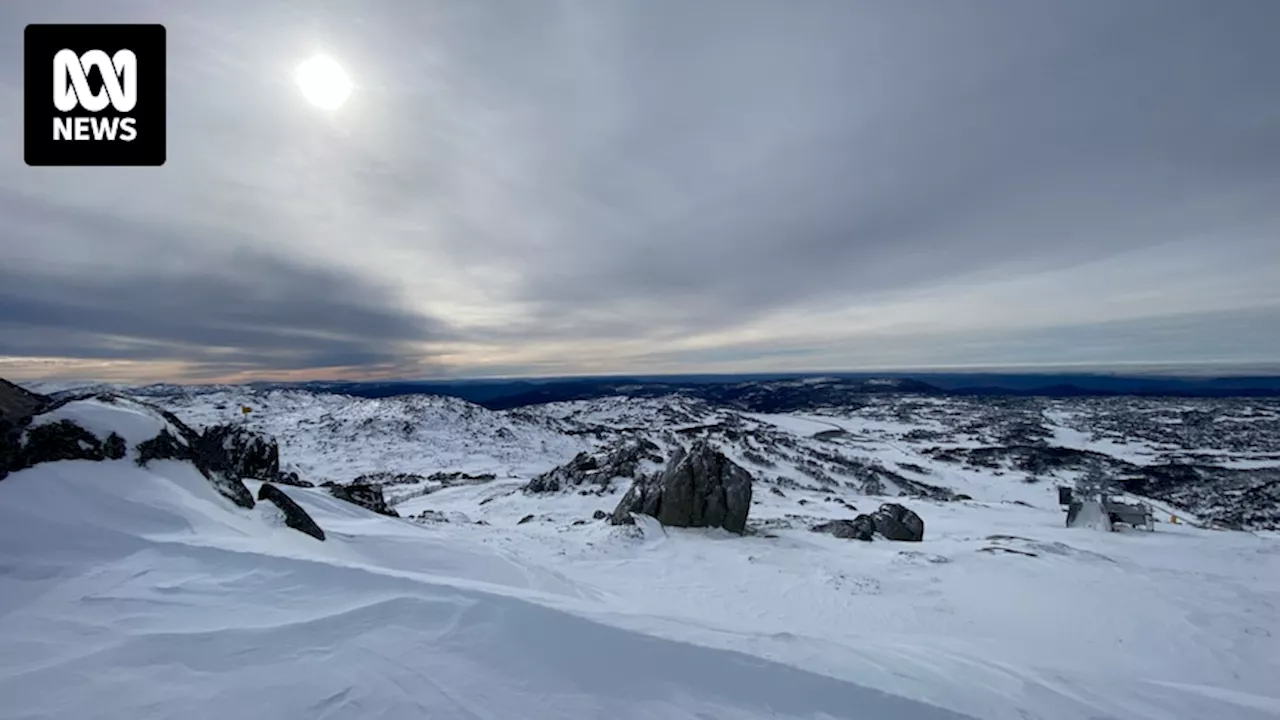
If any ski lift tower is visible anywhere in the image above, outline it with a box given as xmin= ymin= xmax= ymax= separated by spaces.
xmin=1058 ymin=461 xmax=1155 ymax=531
xmin=1062 ymin=462 xmax=1116 ymax=531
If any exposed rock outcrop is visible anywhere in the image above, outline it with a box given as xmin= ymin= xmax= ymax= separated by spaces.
xmin=811 ymin=515 xmax=876 ymax=541
xmin=135 ymin=426 xmax=256 ymax=509
xmin=351 ymin=471 xmax=495 ymax=499
xmin=137 ymin=419 xmax=305 ymax=509
xmin=526 ymin=438 xmax=664 ymax=494
xmin=428 ymin=470 xmax=497 ymax=483
xmin=257 ymin=483 xmax=325 ymax=541
xmin=0 ymin=379 xmax=47 ymax=424
xmin=328 ymin=481 xmax=399 ymax=517
xmin=21 ymin=420 xmax=111 ymax=464
xmin=872 ymin=503 xmax=925 ymax=542
xmin=195 ymin=425 xmax=280 ymax=483
xmin=1 ymin=390 xmax=282 ymax=511
xmin=611 ymin=440 xmax=753 ymax=534
xmin=353 ymin=471 xmax=428 ymax=486
xmin=103 ymin=432 xmax=127 ymax=460
xmin=135 ymin=428 xmax=191 ymax=464
xmin=274 ymin=470 xmax=314 ymax=488
xmin=409 ymin=509 xmax=472 ymax=524
xmin=2 ymin=393 xmax=139 ymax=480
xmin=0 ymin=381 xmax=50 ymax=481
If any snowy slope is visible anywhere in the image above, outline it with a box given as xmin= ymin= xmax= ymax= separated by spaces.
xmin=0 ymin=457 xmax=974 ymax=720
xmin=6 ymin=451 xmax=1276 ymax=720
xmin=6 ymin=388 xmax=1279 ymax=720
xmin=155 ymin=389 xmax=592 ymax=483
xmin=403 ymin=477 xmax=1280 ymax=720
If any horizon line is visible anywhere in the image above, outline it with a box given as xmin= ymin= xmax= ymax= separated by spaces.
xmin=13 ymin=359 xmax=1280 ymax=388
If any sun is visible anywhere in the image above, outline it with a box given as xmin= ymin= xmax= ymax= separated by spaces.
xmin=295 ymin=54 xmax=351 ymax=110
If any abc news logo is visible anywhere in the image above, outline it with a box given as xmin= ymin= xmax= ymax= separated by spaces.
xmin=25 ymin=24 xmax=166 ymax=166
xmin=54 ymin=49 xmax=139 ymax=142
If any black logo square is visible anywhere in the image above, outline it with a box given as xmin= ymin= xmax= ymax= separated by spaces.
xmin=24 ymin=24 xmax=166 ymax=167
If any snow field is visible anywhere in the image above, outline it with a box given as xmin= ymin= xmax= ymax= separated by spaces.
xmin=4 ymin=392 xmax=1279 ymax=720
xmin=0 ymin=458 xmax=975 ymax=720
xmin=406 ymin=476 xmax=1280 ymax=720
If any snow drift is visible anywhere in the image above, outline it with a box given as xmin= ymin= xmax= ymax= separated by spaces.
xmin=0 ymin=403 xmax=973 ymax=720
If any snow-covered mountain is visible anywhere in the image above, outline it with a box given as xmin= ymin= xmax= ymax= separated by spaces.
xmin=2 ymin=380 xmax=1279 ymax=720
xmin=155 ymin=388 xmax=593 ymax=483
xmin=128 ymin=385 xmax=1280 ymax=531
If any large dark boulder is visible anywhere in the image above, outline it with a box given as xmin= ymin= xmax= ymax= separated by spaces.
xmin=329 ymin=482 xmax=399 ymax=517
xmin=526 ymin=439 xmax=663 ymax=493
xmin=611 ymin=440 xmax=753 ymax=534
xmin=811 ymin=515 xmax=876 ymax=541
xmin=258 ymin=483 xmax=325 ymax=541
xmin=872 ymin=503 xmax=925 ymax=542
xmin=194 ymin=424 xmax=280 ymax=482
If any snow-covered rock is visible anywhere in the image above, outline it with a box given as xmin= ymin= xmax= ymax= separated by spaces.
xmin=257 ymin=482 xmax=325 ymax=541
xmin=811 ymin=515 xmax=876 ymax=541
xmin=525 ymin=438 xmax=664 ymax=494
xmin=5 ymin=393 xmax=315 ymax=512
xmin=30 ymin=395 xmax=188 ymax=448
xmin=327 ymin=481 xmax=398 ymax=517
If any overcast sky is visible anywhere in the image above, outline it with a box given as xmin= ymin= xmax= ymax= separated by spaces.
xmin=3 ymin=0 xmax=1279 ymax=382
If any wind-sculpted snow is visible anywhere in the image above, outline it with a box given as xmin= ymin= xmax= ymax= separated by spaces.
xmin=0 ymin=454 xmax=979 ymax=720
xmin=398 ymin=473 xmax=1280 ymax=720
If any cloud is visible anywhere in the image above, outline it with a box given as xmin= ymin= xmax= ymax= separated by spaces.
xmin=0 ymin=193 xmax=451 ymax=378
xmin=1 ymin=0 xmax=1279 ymax=381
xmin=0 ymin=256 xmax=444 ymax=366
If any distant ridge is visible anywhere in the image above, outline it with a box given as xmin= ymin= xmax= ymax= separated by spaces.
xmin=20 ymin=372 xmax=1280 ymax=411
xmin=270 ymin=373 xmax=1280 ymax=408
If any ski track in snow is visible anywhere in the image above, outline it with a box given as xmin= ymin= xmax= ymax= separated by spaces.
xmin=2 ymin=391 xmax=1279 ymax=720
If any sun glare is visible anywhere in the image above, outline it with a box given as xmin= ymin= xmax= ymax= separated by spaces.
xmin=295 ymin=54 xmax=352 ymax=110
